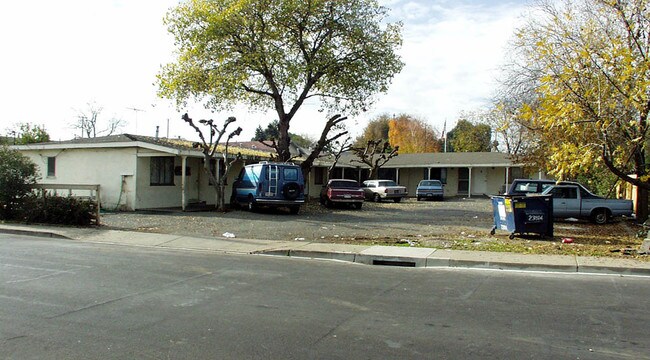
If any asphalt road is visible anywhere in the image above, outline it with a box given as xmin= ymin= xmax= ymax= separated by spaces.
xmin=2 ymin=234 xmax=649 ymax=359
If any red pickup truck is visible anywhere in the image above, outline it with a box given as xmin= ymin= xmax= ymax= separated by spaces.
xmin=319 ymin=179 xmax=365 ymax=209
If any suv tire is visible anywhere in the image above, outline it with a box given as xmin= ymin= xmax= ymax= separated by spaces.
xmin=283 ymin=182 xmax=300 ymax=200
xmin=247 ymin=196 xmax=257 ymax=212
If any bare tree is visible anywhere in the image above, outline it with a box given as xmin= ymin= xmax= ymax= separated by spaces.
xmin=181 ymin=113 xmax=242 ymax=212
xmin=351 ymin=139 xmax=399 ymax=180
xmin=72 ymin=102 xmax=125 ymax=138
xmin=323 ymin=136 xmax=353 ymax=180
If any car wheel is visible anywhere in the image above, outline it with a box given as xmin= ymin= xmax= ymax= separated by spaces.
xmin=591 ymin=209 xmax=609 ymax=224
xmin=247 ymin=196 xmax=256 ymax=212
xmin=416 ymin=196 xmax=421 ymax=201
xmin=325 ymin=199 xmax=333 ymax=208
xmin=229 ymin=195 xmax=240 ymax=210
xmin=393 ymin=197 xmax=401 ymax=203
xmin=353 ymin=202 xmax=362 ymax=210
xmin=289 ymin=205 xmax=300 ymax=215
xmin=373 ymin=193 xmax=381 ymax=202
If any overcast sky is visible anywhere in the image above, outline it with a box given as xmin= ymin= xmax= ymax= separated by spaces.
xmin=0 ymin=0 xmax=529 ymax=142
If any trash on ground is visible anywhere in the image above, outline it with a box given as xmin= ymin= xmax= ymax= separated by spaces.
xmin=294 ymin=237 xmax=305 ymax=241
xmin=222 ymin=232 xmax=235 ymax=238
xmin=561 ymin=238 xmax=574 ymax=244
xmin=565 ymin=218 xmax=579 ymax=222
xmin=397 ymin=239 xmax=418 ymax=247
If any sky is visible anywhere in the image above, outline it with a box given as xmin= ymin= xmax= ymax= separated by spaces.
xmin=0 ymin=0 xmax=529 ymax=143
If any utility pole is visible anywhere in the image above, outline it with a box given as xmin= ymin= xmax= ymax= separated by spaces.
xmin=126 ymin=107 xmax=144 ymax=135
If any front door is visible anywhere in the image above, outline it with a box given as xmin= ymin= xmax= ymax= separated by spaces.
xmin=458 ymin=168 xmax=469 ymax=195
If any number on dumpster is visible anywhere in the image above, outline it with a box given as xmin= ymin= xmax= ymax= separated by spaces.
xmin=527 ymin=214 xmax=544 ymax=222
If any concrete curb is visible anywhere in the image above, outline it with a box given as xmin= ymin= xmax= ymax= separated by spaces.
xmin=0 ymin=227 xmax=71 ymax=239
xmin=3 ymin=225 xmax=650 ymax=276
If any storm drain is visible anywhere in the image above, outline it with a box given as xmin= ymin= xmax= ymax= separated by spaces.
xmin=372 ymin=259 xmax=416 ymax=267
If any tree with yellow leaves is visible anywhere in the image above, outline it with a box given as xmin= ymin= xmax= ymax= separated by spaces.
xmin=387 ymin=114 xmax=441 ymax=153
xmin=510 ymin=0 xmax=650 ymax=221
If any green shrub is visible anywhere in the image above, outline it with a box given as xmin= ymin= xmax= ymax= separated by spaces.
xmin=0 ymin=146 xmax=38 ymax=219
xmin=16 ymin=194 xmax=94 ymax=226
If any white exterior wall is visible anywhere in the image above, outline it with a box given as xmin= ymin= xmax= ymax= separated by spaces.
xmin=21 ymin=147 xmax=138 ymax=210
xmin=470 ymin=167 xmax=488 ymax=196
xmin=135 ymin=156 xmax=182 ymax=209
xmin=486 ymin=167 xmax=507 ymax=195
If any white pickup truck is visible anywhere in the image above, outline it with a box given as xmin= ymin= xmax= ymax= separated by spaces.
xmin=541 ymin=184 xmax=633 ymax=224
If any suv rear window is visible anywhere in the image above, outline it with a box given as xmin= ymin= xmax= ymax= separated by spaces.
xmin=283 ymin=168 xmax=298 ymax=181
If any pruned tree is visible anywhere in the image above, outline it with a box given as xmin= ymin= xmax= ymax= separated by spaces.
xmin=324 ymin=136 xmax=353 ymax=180
xmin=158 ymin=0 xmax=403 ymax=170
xmin=181 ymin=113 xmax=242 ymax=212
xmin=72 ymin=102 xmax=125 ymax=138
xmin=507 ymin=0 xmax=650 ymax=221
xmin=351 ymin=139 xmax=399 ymax=180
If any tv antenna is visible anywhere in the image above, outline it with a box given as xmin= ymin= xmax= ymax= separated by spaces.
xmin=126 ymin=107 xmax=144 ymax=134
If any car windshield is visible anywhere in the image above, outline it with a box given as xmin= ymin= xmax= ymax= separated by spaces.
xmin=378 ymin=181 xmax=397 ymax=187
xmin=330 ymin=180 xmax=359 ymax=188
xmin=419 ymin=180 xmax=441 ymax=187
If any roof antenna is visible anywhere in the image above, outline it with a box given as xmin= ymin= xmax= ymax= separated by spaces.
xmin=126 ymin=107 xmax=144 ymax=134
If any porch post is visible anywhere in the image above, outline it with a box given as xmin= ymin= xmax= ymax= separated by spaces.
xmin=505 ymin=166 xmax=510 ymax=186
xmin=468 ymin=167 xmax=472 ymax=198
xmin=341 ymin=167 xmax=345 ymax=179
xmin=181 ymin=156 xmax=187 ymax=211
xmin=396 ymin=168 xmax=400 ymax=183
xmin=427 ymin=167 xmax=431 ymax=180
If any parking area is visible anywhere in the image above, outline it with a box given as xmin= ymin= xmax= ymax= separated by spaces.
xmin=102 ymin=197 xmax=492 ymax=241
xmin=101 ymin=197 xmax=639 ymax=251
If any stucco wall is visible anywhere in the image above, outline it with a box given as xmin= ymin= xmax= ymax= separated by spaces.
xmin=397 ymin=168 xmax=422 ymax=197
xmin=21 ymin=147 xmax=138 ymax=210
xmin=486 ymin=167 xmax=507 ymax=195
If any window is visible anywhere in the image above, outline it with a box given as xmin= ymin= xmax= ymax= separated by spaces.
xmin=429 ymin=168 xmax=447 ymax=184
xmin=314 ymin=167 xmax=325 ymax=185
xmin=283 ymin=168 xmax=298 ymax=181
xmin=47 ymin=157 xmax=56 ymax=177
xmin=150 ymin=157 xmax=175 ymax=186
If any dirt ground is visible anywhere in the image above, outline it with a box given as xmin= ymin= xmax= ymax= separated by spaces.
xmin=100 ymin=197 xmax=648 ymax=260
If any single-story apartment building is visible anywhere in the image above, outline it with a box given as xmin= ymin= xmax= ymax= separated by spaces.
xmin=311 ymin=152 xmax=529 ymax=198
xmin=12 ymin=134 xmax=531 ymax=211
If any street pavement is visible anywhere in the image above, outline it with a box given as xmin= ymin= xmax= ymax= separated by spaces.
xmin=1 ymin=223 xmax=650 ymax=276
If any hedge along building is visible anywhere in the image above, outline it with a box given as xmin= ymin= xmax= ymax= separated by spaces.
xmin=12 ymin=134 xmax=271 ymax=211
xmin=310 ymin=152 xmax=528 ymax=198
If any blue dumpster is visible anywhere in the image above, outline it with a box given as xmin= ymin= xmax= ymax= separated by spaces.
xmin=490 ymin=195 xmax=553 ymax=239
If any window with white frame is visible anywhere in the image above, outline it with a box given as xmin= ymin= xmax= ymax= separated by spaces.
xmin=47 ymin=157 xmax=56 ymax=177
xmin=150 ymin=157 xmax=175 ymax=186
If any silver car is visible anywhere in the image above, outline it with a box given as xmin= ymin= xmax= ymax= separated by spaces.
xmin=416 ymin=179 xmax=444 ymax=201
xmin=362 ymin=180 xmax=408 ymax=203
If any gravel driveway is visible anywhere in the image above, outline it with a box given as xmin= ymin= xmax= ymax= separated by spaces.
xmin=101 ymin=197 xmax=495 ymax=243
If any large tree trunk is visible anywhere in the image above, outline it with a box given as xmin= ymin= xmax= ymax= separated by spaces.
xmin=636 ymin=186 xmax=648 ymax=224
xmin=277 ymin=116 xmax=292 ymax=162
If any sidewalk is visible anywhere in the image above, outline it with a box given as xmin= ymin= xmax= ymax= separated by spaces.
xmin=2 ymin=223 xmax=650 ymax=276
